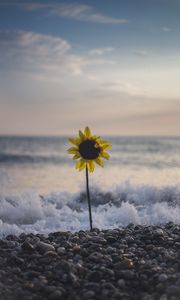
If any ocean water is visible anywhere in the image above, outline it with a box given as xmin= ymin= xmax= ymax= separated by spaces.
xmin=0 ymin=136 xmax=180 ymax=236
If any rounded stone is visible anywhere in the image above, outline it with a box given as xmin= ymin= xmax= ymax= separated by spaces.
xmin=83 ymin=290 xmax=95 ymax=298
xmin=57 ymin=247 xmax=66 ymax=255
xmin=21 ymin=241 xmax=34 ymax=252
xmin=117 ymin=279 xmax=126 ymax=288
xmin=35 ymin=241 xmax=55 ymax=254
xmin=49 ymin=290 xmax=63 ymax=300
xmin=158 ymin=273 xmax=168 ymax=282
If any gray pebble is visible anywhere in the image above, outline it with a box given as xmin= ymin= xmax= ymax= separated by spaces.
xmin=57 ymin=247 xmax=66 ymax=255
xmin=158 ymin=273 xmax=168 ymax=282
xmin=117 ymin=279 xmax=126 ymax=288
xmin=83 ymin=290 xmax=95 ymax=298
xmin=35 ymin=241 xmax=55 ymax=253
xmin=49 ymin=290 xmax=63 ymax=300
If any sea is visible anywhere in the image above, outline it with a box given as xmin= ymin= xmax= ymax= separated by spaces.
xmin=0 ymin=136 xmax=180 ymax=237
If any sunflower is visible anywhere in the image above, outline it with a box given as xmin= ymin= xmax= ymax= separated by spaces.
xmin=67 ymin=126 xmax=111 ymax=172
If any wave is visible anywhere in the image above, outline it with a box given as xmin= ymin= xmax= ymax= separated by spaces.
xmin=0 ymin=183 xmax=180 ymax=237
xmin=1 ymin=153 xmax=180 ymax=170
xmin=0 ymin=153 xmax=67 ymax=164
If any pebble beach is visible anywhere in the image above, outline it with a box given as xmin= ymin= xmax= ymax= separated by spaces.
xmin=0 ymin=223 xmax=180 ymax=300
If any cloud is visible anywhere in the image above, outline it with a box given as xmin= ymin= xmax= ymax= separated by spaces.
xmin=98 ymin=80 xmax=148 ymax=97
xmin=0 ymin=30 xmax=87 ymax=77
xmin=161 ymin=27 xmax=171 ymax=32
xmin=0 ymin=30 xmax=115 ymax=78
xmin=0 ymin=2 xmax=128 ymax=25
xmin=0 ymin=30 xmax=71 ymax=55
xmin=89 ymin=47 xmax=113 ymax=56
xmin=133 ymin=50 xmax=148 ymax=57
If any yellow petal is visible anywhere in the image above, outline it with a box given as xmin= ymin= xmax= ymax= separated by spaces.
xmin=75 ymin=159 xmax=82 ymax=169
xmin=76 ymin=159 xmax=86 ymax=171
xmin=79 ymin=130 xmax=85 ymax=141
xmin=68 ymin=138 xmax=81 ymax=146
xmin=87 ymin=160 xmax=95 ymax=172
xmin=91 ymin=135 xmax=99 ymax=141
xmin=101 ymin=152 xmax=110 ymax=160
xmin=73 ymin=153 xmax=81 ymax=160
xmin=79 ymin=162 xmax=86 ymax=171
xmin=84 ymin=126 xmax=91 ymax=138
xmin=95 ymin=158 xmax=104 ymax=167
xmin=67 ymin=147 xmax=78 ymax=154
xmin=101 ymin=142 xmax=111 ymax=150
xmin=100 ymin=139 xmax=110 ymax=144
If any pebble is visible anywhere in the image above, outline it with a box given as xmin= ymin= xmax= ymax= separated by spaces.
xmin=159 ymin=295 xmax=168 ymax=300
xmin=90 ymin=236 xmax=107 ymax=244
xmin=35 ymin=241 xmax=55 ymax=253
xmin=73 ymin=245 xmax=81 ymax=252
xmin=21 ymin=241 xmax=34 ymax=252
xmin=44 ymin=251 xmax=57 ymax=257
xmin=49 ymin=290 xmax=63 ymax=300
xmin=166 ymin=285 xmax=180 ymax=296
xmin=117 ymin=279 xmax=126 ymax=288
xmin=57 ymin=247 xmax=66 ymax=255
xmin=119 ymin=270 xmax=135 ymax=280
xmin=154 ymin=228 xmax=165 ymax=237
xmin=158 ymin=273 xmax=168 ymax=282
xmin=174 ymin=242 xmax=180 ymax=248
xmin=142 ymin=295 xmax=154 ymax=300
xmin=83 ymin=290 xmax=95 ymax=298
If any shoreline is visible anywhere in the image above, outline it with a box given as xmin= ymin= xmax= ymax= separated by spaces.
xmin=0 ymin=223 xmax=180 ymax=300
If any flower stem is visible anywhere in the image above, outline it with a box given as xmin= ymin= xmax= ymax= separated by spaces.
xmin=86 ymin=165 xmax=93 ymax=231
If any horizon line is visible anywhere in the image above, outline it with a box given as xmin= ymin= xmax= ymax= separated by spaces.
xmin=0 ymin=134 xmax=180 ymax=138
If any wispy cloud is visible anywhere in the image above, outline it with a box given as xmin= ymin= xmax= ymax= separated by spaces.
xmin=0 ymin=30 xmax=115 ymax=78
xmin=0 ymin=2 xmax=128 ymax=25
xmin=88 ymin=47 xmax=113 ymax=56
xmin=161 ymin=26 xmax=171 ymax=32
xmin=0 ymin=30 xmax=85 ymax=76
xmin=99 ymin=80 xmax=148 ymax=97
xmin=133 ymin=50 xmax=148 ymax=57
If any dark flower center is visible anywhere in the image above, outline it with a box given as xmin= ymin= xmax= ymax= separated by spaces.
xmin=79 ymin=140 xmax=100 ymax=159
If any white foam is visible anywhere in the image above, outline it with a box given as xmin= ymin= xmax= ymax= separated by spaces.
xmin=0 ymin=182 xmax=180 ymax=237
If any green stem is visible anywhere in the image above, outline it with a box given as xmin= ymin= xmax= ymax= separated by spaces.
xmin=86 ymin=165 xmax=93 ymax=231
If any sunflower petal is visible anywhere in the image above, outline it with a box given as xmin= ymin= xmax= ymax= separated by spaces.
xmin=67 ymin=147 xmax=78 ymax=154
xmin=79 ymin=162 xmax=86 ymax=171
xmin=101 ymin=142 xmax=111 ymax=150
xmin=76 ymin=159 xmax=86 ymax=171
xmin=91 ymin=135 xmax=99 ymax=141
xmin=84 ymin=126 xmax=91 ymax=138
xmin=68 ymin=138 xmax=81 ymax=146
xmin=73 ymin=153 xmax=81 ymax=160
xmin=79 ymin=130 xmax=85 ymax=141
xmin=95 ymin=158 xmax=104 ymax=167
xmin=87 ymin=160 xmax=95 ymax=172
xmin=75 ymin=159 xmax=82 ymax=169
xmin=100 ymin=139 xmax=110 ymax=144
xmin=101 ymin=152 xmax=110 ymax=160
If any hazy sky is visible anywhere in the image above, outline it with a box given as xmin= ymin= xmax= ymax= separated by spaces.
xmin=0 ymin=0 xmax=180 ymax=135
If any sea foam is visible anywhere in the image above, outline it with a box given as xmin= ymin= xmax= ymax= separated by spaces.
xmin=0 ymin=182 xmax=180 ymax=237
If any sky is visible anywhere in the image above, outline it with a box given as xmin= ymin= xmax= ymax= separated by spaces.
xmin=0 ymin=0 xmax=180 ymax=136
